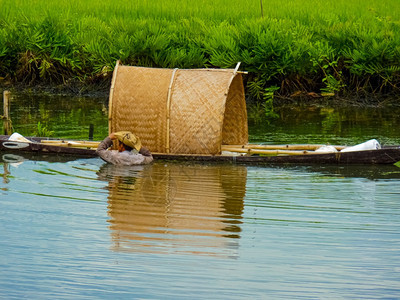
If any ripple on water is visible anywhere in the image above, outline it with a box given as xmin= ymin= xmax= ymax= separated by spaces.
xmin=1 ymin=157 xmax=400 ymax=299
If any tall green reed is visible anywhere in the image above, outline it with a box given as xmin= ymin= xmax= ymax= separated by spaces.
xmin=0 ymin=0 xmax=399 ymax=101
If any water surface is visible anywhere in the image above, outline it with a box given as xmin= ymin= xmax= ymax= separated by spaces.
xmin=249 ymin=105 xmax=400 ymax=146
xmin=1 ymin=93 xmax=108 ymax=140
xmin=1 ymin=155 xmax=400 ymax=299
xmin=1 ymin=94 xmax=400 ymax=299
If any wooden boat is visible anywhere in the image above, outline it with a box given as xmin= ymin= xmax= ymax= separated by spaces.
xmin=1 ymin=135 xmax=400 ymax=165
xmin=3 ymin=65 xmax=399 ymax=166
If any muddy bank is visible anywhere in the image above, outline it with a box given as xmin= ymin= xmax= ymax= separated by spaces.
xmin=0 ymin=82 xmax=111 ymax=99
xmin=272 ymin=92 xmax=400 ymax=108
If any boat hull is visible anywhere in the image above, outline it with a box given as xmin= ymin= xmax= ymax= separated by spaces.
xmin=153 ymin=148 xmax=400 ymax=165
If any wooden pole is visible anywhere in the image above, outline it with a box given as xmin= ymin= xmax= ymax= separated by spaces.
xmin=3 ymin=90 xmax=11 ymax=135
xmin=89 ymin=124 xmax=94 ymax=141
xmin=260 ymin=0 xmax=264 ymax=18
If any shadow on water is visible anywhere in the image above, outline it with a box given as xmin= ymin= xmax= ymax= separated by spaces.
xmin=305 ymin=164 xmax=400 ymax=180
xmin=96 ymin=161 xmax=247 ymax=257
xmin=0 ymin=151 xmax=89 ymax=164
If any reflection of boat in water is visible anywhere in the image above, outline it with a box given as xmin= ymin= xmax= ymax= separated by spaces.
xmin=0 ymin=151 xmax=89 ymax=164
xmin=97 ymin=162 xmax=246 ymax=257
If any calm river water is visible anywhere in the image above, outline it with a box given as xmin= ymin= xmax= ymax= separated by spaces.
xmin=1 ymin=93 xmax=400 ymax=299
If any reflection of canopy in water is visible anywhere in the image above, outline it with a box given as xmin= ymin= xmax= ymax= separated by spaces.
xmin=100 ymin=162 xmax=247 ymax=257
xmin=108 ymin=62 xmax=248 ymax=154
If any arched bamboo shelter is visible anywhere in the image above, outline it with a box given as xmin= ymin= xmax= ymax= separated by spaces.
xmin=108 ymin=61 xmax=248 ymax=154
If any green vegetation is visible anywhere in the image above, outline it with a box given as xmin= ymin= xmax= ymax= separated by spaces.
xmin=34 ymin=121 xmax=54 ymax=137
xmin=1 ymin=0 xmax=400 ymax=103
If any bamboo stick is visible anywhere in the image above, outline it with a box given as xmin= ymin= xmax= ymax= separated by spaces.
xmin=40 ymin=140 xmax=100 ymax=149
xmin=222 ymin=144 xmax=346 ymax=151
xmin=108 ymin=60 xmax=120 ymax=134
xmin=166 ymin=68 xmax=178 ymax=154
xmin=39 ymin=142 xmax=98 ymax=149
xmin=233 ymin=62 xmax=241 ymax=74
xmin=222 ymin=147 xmax=313 ymax=156
xmin=40 ymin=140 xmax=100 ymax=146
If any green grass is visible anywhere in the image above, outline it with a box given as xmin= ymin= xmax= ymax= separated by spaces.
xmin=1 ymin=0 xmax=400 ymax=99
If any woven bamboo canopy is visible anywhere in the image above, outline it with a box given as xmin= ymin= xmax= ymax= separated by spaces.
xmin=108 ymin=61 xmax=248 ymax=154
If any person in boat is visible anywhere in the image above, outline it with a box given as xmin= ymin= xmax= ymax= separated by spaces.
xmin=96 ymin=131 xmax=153 ymax=165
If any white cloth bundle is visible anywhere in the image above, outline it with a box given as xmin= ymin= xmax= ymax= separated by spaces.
xmin=341 ymin=139 xmax=381 ymax=152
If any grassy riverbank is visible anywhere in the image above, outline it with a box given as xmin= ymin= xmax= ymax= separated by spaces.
xmin=1 ymin=0 xmax=400 ymax=101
